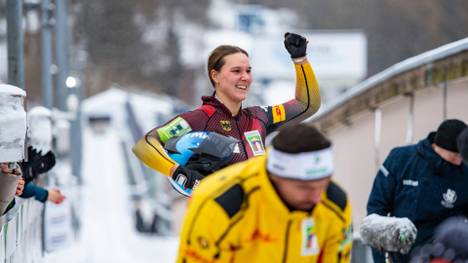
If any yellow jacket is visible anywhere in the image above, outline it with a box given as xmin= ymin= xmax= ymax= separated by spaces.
xmin=177 ymin=155 xmax=353 ymax=263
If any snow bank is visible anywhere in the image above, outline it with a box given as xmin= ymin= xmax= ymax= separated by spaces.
xmin=0 ymin=84 xmax=27 ymax=162
xmin=28 ymin=106 xmax=53 ymax=153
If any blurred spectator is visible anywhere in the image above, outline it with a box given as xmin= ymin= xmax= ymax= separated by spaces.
xmin=19 ymin=145 xmax=65 ymax=205
xmin=411 ymin=217 xmax=468 ymax=262
xmin=0 ymin=163 xmax=25 ymax=215
xmin=19 ymin=106 xmax=66 ymax=205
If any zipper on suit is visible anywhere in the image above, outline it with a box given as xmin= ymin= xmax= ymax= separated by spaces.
xmin=282 ymin=220 xmax=292 ymax=263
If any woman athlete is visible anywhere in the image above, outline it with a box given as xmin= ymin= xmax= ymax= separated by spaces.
xmin=133 ymin=32 xmax=322 ymax=192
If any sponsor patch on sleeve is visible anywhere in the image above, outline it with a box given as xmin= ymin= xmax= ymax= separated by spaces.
xmin=156 ymin=117 xmax=192 ymax=143
xmin=271 ymin=104 xmax=286 ymax=124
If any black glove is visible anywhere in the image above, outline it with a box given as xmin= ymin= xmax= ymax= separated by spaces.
xmin=185 ymin=162 xmax=212 ymax=175
xmin=34 ymin=151 xmax=56 ymax=174
xmin=284 ymin=32 xmax=308 ymax=59
xmin=184 ymin=155 xmax=232 ymax=176
xmin=28 ymin=146 xmax=56 ymax=175
xmin=172 ymin=165 xmax=205 ymax=191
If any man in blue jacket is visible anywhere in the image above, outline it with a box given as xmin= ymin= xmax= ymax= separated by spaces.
xmin=364 ymin=119 xmax=468 ymax=263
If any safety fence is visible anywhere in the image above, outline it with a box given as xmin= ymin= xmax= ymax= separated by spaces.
xmin=0 ymin=199 xmax=43 ymax=263
xmin=0 ymin=172 xmax=80 ymax=263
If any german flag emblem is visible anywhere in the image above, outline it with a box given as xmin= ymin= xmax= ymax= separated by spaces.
xmin=220 ymin=120 xmax=232 ymax=131
xmin=272 ymin=105 xmax=286 ymax=124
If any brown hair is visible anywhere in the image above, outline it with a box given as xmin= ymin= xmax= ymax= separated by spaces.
xmin=207 ymin=45 xmax=249 ymax=88
xmin=272 ymin=123 xmax=331 ymax=153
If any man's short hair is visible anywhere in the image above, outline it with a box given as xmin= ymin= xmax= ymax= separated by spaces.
xmin=272 ymin=123 xmax=331 ymax=153
xmin=458 ymin=128 xmax=468 ymax=164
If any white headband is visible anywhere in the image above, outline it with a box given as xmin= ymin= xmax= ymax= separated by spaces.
xmin=267 ymin=147 xmax=334 ymax=180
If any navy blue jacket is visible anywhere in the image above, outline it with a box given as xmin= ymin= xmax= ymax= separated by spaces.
xmin=367 ymin=132 xmax=468 ymax=262
xmin=20 ymin=181 xmax=48 ymax=203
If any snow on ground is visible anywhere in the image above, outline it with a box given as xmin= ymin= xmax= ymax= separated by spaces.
xmin=44 ymin=126 xmax=179 ymax=263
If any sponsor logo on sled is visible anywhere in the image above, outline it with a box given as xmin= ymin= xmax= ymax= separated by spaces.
xmin=441 ymin=188 xmax=457 ymax=208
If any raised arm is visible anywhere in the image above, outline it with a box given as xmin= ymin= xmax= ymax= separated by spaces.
xmin=266 ymin=33 xmax=321 ymax=130
xmin=289 ymin=56 xmax=321 ymax=123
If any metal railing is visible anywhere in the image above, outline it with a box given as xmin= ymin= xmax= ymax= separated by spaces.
xmin=0 ymin=199 xmax=44 ymax=263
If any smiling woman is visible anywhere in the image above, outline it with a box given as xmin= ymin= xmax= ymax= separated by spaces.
xmin=209 ymin=49 xmax=252 ymax=115
xmin=132 ymin=32 xmax=322 ymax=196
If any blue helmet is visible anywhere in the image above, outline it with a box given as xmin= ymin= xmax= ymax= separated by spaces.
xmin=165 ymin=131 xmax=238 ymax=196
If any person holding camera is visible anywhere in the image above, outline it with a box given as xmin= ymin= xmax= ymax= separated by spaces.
xmin=19 ymin=106 xmax=65 ymax=205
xmin=0 ymin=163 xmax=25 ymax=215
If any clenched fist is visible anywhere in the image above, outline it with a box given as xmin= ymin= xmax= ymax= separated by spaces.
xmin=284 ymin=32 xmax=308 ymax=59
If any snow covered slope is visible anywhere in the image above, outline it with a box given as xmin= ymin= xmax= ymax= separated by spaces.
xmin=44 ymin=126 xmax=179 ymax=263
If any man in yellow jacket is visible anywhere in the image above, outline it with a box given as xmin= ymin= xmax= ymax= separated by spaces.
xmin=177 ymin=123 xmax=353 ymax=263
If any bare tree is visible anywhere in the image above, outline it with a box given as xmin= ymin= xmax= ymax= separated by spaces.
xmin=75 ymin=0 xmax=210 ymax=99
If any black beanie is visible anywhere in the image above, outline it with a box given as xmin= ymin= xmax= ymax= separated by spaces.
xmin=434 ymin=119 xmax=467 ymax=152
xmin=458 ymin=128 xmax=468 ymax=163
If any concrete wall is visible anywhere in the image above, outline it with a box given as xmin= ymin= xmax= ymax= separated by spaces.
xmin=329 ymin=111 xmax=375 ymax=226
